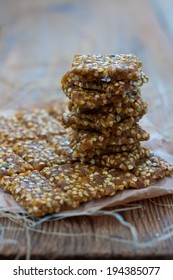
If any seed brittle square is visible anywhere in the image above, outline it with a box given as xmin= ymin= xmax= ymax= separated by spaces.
xmin=16 ymin=109 xmax=65 ymax=138
xmin=0 ymin=146 xmax=33 ymax=178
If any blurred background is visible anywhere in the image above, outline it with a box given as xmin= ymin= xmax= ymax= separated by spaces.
xmin=0 ymin=0 xmax=173 ymax=129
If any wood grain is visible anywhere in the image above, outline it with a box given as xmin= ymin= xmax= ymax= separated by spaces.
xmin=0 ymin=0 xmax=173 ymax=259
xmin=1 ymin=195 xmax=173 ymax=259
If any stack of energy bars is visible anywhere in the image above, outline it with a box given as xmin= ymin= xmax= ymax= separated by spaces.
xmin=0 ymin=54 xmax=173 ymax=218
xmin=61 ymin=54 xmax=151 ymax=171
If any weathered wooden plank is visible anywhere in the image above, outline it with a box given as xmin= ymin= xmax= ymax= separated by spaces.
xmin=1 ymin=195 xmax=173 ymax=259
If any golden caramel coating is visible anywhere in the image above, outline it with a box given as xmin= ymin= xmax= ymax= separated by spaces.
xmin=16 ymin=109 xmax=65 ymax=138
xmin=47 ymin=133 xmax=72 ymax=157
xmin=0 ymin=101 xmax=172 ymax=218
xmin=72 ymin=143 xmax=141 ymax=159
xmin=41 ymin=163 xmax=144 ymax=207
xmin=1 ymin=171 xmax=68 ymax=217
xmin=84 ymin=147 xmax=151 ymax=170
xmin=69 ymin=125 xmax=150 ymax=157
xmin=61 ymin=54 xmax=148 ymax=86
xmin=47 ymin=99 xmax=68 ymax=121
xmin=48 ymin=135 xmax=143 ymax=160
xmin=137 ymin=155 xmax=173 ymax=185
xmin=13 ymin=139 xmax=73 ymax=170
xmin=0 ymin=51 xmax=172 ymax=218
xmin=63 ymin=114 xmax=141 ymax=135
xmin=0 ymin=116 xmax=36 ymax=144
xmin=63 ymin=84 xmax=139 ymax=109
xmin=133 ymin=155 xmax=173 ymax=187
xmin=62 ymin=80 xmax=140 ymax=98
xmin=0 ymin=146 xmax=33 ymax=178
xmin=68 ymin=92 xmax=147 ymax=116
xmin=1 ymin=163 xmax=144 ymax=217
xmin=63 ymin=86 xmax=146 ymax=111
xmin=1 ymin=156 xmax=173 ymax=217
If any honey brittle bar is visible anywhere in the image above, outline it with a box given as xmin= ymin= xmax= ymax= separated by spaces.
xmin=84 ymin=146 xmax=151 ymax=170
xmin=65 ymin=86 xmax=147 ymax=111
xmin=0 ymin=116 xmax=36 ymax=144
xmin=16 ymin=109 xmax=65 ymax=138
xmin=70 ymin=143 xmax=141 ymax=159
xmin=1 ymin=171 xmax=67 ymax=217
xmin=61 ymin=54 xmax=148 ymax=86
xmin=1 ymin=164 xmax=143 ymax=217
xmin=0 ymin=51 xmax=172 ymax=218
xmin=0 ymin=146 xmax=33 ymax=178
xmin=47 ymin=99 xmax=68 ymax=121
xmin=62 ymin=80 xmax=141 ymax=97
xmin=62 ymin=114 xmax=141 ymax=135
xmin=70 ymin=124 xmax=150 ymax=157
xmin=133 ymin=155 xmax=173 ymax=187
xmin=68 ymin=91 xmax=148 ymax=116
xmin=1 ymin=155 xmax=173 ymax=217
xmin=13 ymin=140 xmax=71 ymax=170
xmin=63 ymin=84 xmax=140 ymax=110
xmin=62 ymin=97 xmax=147 ymax=134
xmin=47 ymin=133 xmax=73 ymax=157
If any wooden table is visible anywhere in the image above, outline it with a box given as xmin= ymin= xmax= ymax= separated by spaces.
xmin=0 ymin=0 xmax=173 ymax=259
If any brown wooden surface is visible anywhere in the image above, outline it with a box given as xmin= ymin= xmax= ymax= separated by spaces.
xmin=0 ymin=0 xmax=173 ymax=259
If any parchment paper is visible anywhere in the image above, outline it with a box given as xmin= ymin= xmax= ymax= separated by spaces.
xmin=0 ymin=112 xmax=173 ymax=215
